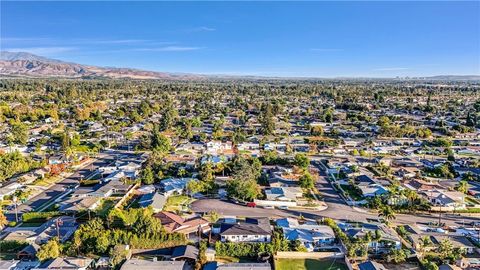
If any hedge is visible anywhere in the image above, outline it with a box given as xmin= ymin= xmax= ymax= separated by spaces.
xmin=22 ymin=211 xmax=62 ymax=223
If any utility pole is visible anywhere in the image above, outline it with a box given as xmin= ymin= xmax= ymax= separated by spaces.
xmin=13 ymin=196 xmax=18 ymax=223
xmin=56 ymin=218 xmax=60 ymax=239
xmin=438 ymin=204 xmax=442 ymax=226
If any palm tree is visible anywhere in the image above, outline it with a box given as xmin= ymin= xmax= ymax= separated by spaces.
xmin=455 ymin=180 xmax=469 ymax=194
xmin=404 ymin=189 xmax=419 ymax=211
xmin=418 ymin=236 xmax=431 ymax=258
xmin=379 ymin=205 xmax=396 ymax=223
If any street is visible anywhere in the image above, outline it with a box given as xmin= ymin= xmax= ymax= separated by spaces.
xmin=191 ymin=166 xmax=480 ymax=227
xmin=5 ymin=149 xmax=139 ymax=222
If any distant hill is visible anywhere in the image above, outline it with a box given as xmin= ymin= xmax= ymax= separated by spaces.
xmin=0 ymin=51 xmax=204 ymax=80
xmin=1 ymin=51 xmax=479 ymax=81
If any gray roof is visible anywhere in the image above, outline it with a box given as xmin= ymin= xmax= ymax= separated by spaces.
xmin=171 ymin=245 xmax=199 ymax=260
xmin=216 ymin=263 xmax=271 ymax=270
xmin=120 ymin=259 xmax=186 ymax=270
xmin=221 ymin=218 xmax=271 ymax=236
xmin=0 ymin=260 xmax=19 ymax=270
xmin=358 ymin=261 xmax=387 ymax=270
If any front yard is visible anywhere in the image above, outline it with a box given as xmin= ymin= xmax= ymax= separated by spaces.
xmin=163 ymin=195 xmax=194 ymax=212
xmin=274 ymin=258 xmax=348 ymax=270
xmin=340 ymin=184 xmax=363 ymax=201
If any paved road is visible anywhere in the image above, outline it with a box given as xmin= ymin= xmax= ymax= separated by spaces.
xmin=191 ymin=161 xmax=480 ymax=227
xmin=5 ymin=149 xmax=140 ymax=221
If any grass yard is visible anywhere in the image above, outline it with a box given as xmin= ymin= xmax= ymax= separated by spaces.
xmin=96 ymin=199 xmax=116 ymax=217
xmin=163 ymin=195 xmax=193 ymax=212
xmin=466 ymin=196 xmax=480 ymax=205
xmin=275 ymin=258 xmax=348 ymax=270
xmin=340 ymin=184 xmax=363 ymax=201
xmin=32 ymin=176 xmax=61 ymax=187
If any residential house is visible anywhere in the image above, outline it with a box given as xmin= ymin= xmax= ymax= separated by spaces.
xmin=153 ymin=211 xmax=210 ymax=236
xmin=0 ymin=182 xmax=22 ymax=200
xmin=358 ymin=184 xmax=388 ymax=198
xmin=422 ymin=189 xmax=466 ymax=210
xmin=276 ymin=218 xmax=335 ymax=251
xmin=160 ymin=178 xmax=196 ymax=197
xmin=432 ymin=235 xmax=476 ymax=254
xmin=265 ymin=187 xmax=302 ymax=201
xmin=120 ymin=259 xmax=187 ymax=270
xmin=342 ymin=223 xmax=401 ymax=254
xmin=0 ymin=260 xmax=19 ymax=270
xmin=358 ymin=261 xmax=387 ymax=270
xmin=219 ymin=217 xmax=272 ymax=243
xmin=138 ymin=192 xmax=166 ymax=213
xmin=32 ymin=257 xmax=94 ymax=270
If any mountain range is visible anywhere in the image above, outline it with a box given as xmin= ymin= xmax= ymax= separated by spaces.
xmin=1 ymin=51 xmax=479 ymax=81
xmin=0 ymin=51 xmax=203 ymax=80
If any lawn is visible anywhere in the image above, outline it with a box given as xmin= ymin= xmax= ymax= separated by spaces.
xmin=465 ymin=196 xmax=480 ymax=205
xmin=275 ymin=258 xmax=348 ymax=270
xmin=96 ymin=199 xmax=116 ymax=217
xmin=163 ymin=195 xmax=193 ymax=212
xmin=32 ymin=176 xmax=61 ymax=187
xmin=340 ymin=184 xmax=363 ymax=201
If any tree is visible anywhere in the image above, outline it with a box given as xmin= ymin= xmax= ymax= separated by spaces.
xmin=294 ymin=153 xmax=310 ymax=169
xmin=466 ymin=111 xmax=476 ymax=127
xmin=299 ymin=172 xmax=314 ymax=189
xmin=0 ymin=211 xmax=7 ymax=228
xmin=387 ymin=248 xmax=408 ymax=264
xmin=438 ymin=238 xmax=454 ymax=261
xmin=232 ymin=127 xmax=246 ymax=145
xmin=259 ymin=103 xmax=275 ymax=136
xmin=206 ymin=211 xmax=220 ymax=223
xmin=141 ymin=166 xmax=155 ymax=185
xmin=37 ymin=238 xmax=60 ymax=261
xmin=378 ymin=205 xmax=396 ymax=222
xmin=151 ymin=128 xmax=172 ymax=153
xmin=310 ymin=125 xmax=324 ymax=136
xmin=455 ymin=180 xmax=469 ymax=194
xmin=418 ymin=236 xmax=431 ymax=258
xmin=186 ymin=180 xmax=204 ymax=196
xmin=9 ymin=122 xmax=28 ymax=145
xmin=227 ymin=178 xmax=260 ymax=201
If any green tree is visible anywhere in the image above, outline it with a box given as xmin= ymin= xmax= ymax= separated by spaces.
xmin=151 ymin=128 xmax=172 ymax=153
xmin=378 ymin=205 xmax=396 ymax=222
xmin=0 ymin=211 xmax=7 ymax=228
xmin=299 ymin=172 xmax=314 ymax=189
xmin=455 ymin=180 xmax=469 ymax=194
xmin=387 ymin=248 xmax=408 ymax=264
xmin=310 ymin=126 xmax=324 ymax=136
xmin=294 ymin=153 xmax=310 ymax=169
xmin=141 ymin=166 xmax=155 ymax=185
xmin=259 ymin=103 xmax=275 ymax=136
xmin=37 ymin=238 xmax=60 ymax=261
xmin=9 ymin=122 xmax=28 ymax=145
xmin=227 ymin=178 xmax=260 ymax=201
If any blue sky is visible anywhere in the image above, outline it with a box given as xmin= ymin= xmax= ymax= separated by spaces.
xmin=1 ymin=1 xmax=479 ymax=77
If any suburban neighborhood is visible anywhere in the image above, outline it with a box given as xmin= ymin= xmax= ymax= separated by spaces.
xmin=0 ymin=77 xmax=478 ymax=270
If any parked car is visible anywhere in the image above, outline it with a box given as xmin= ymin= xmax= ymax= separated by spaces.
xmin=247 ymin=202 xmax=256 ymax=208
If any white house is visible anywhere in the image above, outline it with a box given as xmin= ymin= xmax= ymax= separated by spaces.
xmin=219 ymin=218 xmax=272 ymax=243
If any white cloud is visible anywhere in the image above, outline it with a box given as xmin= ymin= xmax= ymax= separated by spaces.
xmin=133 ymin=46 xmax=203 ymax=52
xmin=4 ymin=47 xmax=76 ymax=55
xmin=373 ymin=67 xmax=410 ymax=71
xmin=185 ymin=26 xmax=216 ymax=32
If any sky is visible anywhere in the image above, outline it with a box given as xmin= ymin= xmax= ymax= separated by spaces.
xmin=1 ymin=1 xmax=479 ymax=78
